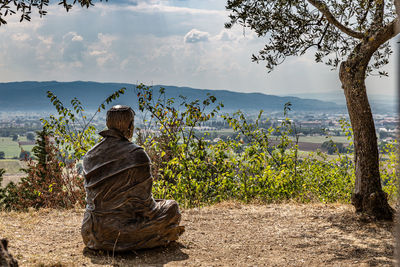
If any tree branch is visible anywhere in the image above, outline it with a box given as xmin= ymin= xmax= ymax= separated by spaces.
xmin=307 ymin=0 xmax=364 ymax=39
xmin=395 ymin=0 xmax=400 ymax=19
xmin=300 ymin=22 xmax=329 ymax=55
xmin=392 ymin=17 xmax=400 ymax=36
xmin=366 ymin=18 xmax=400 ymax=56
xmin=395 ymin=0 xmax=400 ymax=35
xmin=359 ymin=0 xmax=373 ymax=27
xmin=317 ymin=22 xmax=329 ymax=47
xmin=373 ymin=0 xmax=384 ymax=25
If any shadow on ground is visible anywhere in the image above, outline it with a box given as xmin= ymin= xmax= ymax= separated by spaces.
xmin=316 ymin=211 xmax=394 ymax=266
xmin=83 ymin=242 xmax=189 ymax=266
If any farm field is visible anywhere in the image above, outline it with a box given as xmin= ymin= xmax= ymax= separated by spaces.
xmin=0 ymin=159 xmax=26 ymax=186
xmin=210 ymin=131 xmax=351 ymax=144
xmin=297 ymin=135 xmax=351 ymax=144
xmin=0 ymin=136 xmax=35 ymax=159
xmin=0 ymin=133 xmax=353 ymax=160
xmin=267 ymin=135 xmax=351 ymax=144
xmin=0 ymin=159 xmax=24 ymax=174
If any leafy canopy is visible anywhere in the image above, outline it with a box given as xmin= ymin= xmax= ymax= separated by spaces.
xmin=225 ymin=0 xmax=399 ymax=75
xmin=0 ymin=0 xmax=100 ymax=25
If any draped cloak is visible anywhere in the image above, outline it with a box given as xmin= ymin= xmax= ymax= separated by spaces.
xmin=81 ymin=129 xmax=184 ymax=251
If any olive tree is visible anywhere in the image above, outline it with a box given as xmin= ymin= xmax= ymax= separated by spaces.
xmin=226 ymin=0 xmax=399 ymax=219
xmin=0 ymin=0 xmax=96 ymax=26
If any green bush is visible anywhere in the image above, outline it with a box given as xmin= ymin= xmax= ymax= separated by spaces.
xmin=136 ymin=86 xmax=356 ymax=207
xmin=136 ymin=85 xmax=396 ymax=207
xmin=380 ymin=140 xmax=398 ymax=202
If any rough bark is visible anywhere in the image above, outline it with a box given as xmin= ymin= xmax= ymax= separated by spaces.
xmin=0 ymin=239 xmax=18 ymax=267
xmin=395 ymin=0 xmax=400 ymax=33
xmin=339 ymin=42 xmax=394 ymax=220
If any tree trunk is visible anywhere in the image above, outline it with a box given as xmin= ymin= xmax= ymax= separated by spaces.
xmin=339 ymin=53 xmax=393 ymax=220
xmin=0 ymin=239 xmax=18 ymax=267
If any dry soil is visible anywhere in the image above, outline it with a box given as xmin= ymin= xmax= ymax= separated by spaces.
xmin=0 ymin=203 xmax=395 ymax=266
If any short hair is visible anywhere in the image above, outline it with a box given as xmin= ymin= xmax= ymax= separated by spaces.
xmin=106 ymin=105 xmax=135 ymax=135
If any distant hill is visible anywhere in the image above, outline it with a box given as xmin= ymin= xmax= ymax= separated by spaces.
xmin=287 ymin=91 xmax=396 ymax=114
xmin=0 ymin=81 xmax=345 ymax=113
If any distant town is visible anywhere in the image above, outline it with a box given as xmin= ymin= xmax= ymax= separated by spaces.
xmin=0 ymin=109 xmax=397 ymax=160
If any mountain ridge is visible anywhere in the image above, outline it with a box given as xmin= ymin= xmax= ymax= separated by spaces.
xmin=0 ymin=81 xmax=346 ymax=113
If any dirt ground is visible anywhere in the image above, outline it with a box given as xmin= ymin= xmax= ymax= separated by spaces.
xmin=1 ymin=174 xmax=25 ymax=186
xmin=0 ymin=203 xmax=395 ymax=266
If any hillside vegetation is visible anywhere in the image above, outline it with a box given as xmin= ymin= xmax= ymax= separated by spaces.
xmin=0 ymin=85 xmax=397 ymax=211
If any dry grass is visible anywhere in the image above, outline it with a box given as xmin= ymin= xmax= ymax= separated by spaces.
xmin=0 ymin=160 xmax=26 ymax=174
xmin=0 ymin=203 xmax=395 ymax=266
xmin=1 ymin=174 xmax=25 ymax=186
xmin=0 ymin=159 xmax=26 ymax=186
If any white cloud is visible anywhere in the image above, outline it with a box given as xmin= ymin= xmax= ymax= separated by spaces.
xmin=97 ymin=33 xmax=117 ymax=47
xmin=0 ymin=1 xmax=395 ymax=99
xmin=214 ymin=30 xmax=236 ymax=42
xmin=129 ymin=0 xmax=163 ymax=4
xmin=38 ymin=35 xmax=53 ymax=46
xmin=64 ymin=32 xmax=83 ymax=42
xmin=89 ymin=50 xmax=106 ymax=56
xmin=87 ymin=33 xmax=118 ymax=67
xmin=96 ymin=55 xmax=113 ymax=67
xmin=119 ymin=3 xmax=226 ymax=15
xmin=72 ymin=35 xmax=83 ymax=42
xmin=184 ymin=29 xmax=209 ymax=43
xmin=62 ymin=32 xmax=86 ymax=63
xmin=0 ymin=16 xmax=43 ymax=31
xmin=11 ymin=33 xmax=30 ymax=41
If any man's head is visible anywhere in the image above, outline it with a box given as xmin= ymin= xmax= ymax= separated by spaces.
xmin=106 ymin=105 xmax=135 ymax=139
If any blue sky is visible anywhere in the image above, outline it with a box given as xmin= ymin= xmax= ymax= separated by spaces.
xmin=0 ymin=0 xmax=397 ymax=97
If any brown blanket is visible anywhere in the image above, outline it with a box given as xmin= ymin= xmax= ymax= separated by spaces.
xmin=81 ymin=129 xmax=184 ymax=251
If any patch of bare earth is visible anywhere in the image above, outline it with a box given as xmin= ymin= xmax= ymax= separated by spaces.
xmin=0 ymin=203 xmax=395 ymax=266
xmin=2 ymin=174 xmax=25 ymax=186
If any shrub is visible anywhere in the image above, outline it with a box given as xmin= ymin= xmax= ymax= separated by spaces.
xmin=26 ymin=132 xmax=35 ymax=141
xmin=0 ymin=128 xmax=85 ymax=210
xmin=380 ymin=140 xmax=398 ymax=203
xmin=137 ymin=86 xmax=357 ymax=207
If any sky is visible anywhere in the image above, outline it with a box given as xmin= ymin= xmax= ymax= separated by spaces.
xmin=0 ymin=0 xmax=398 ymax=97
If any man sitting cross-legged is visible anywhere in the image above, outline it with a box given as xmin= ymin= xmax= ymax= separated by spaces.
xmin=81 ymin=105 xmax=184 ymax=251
